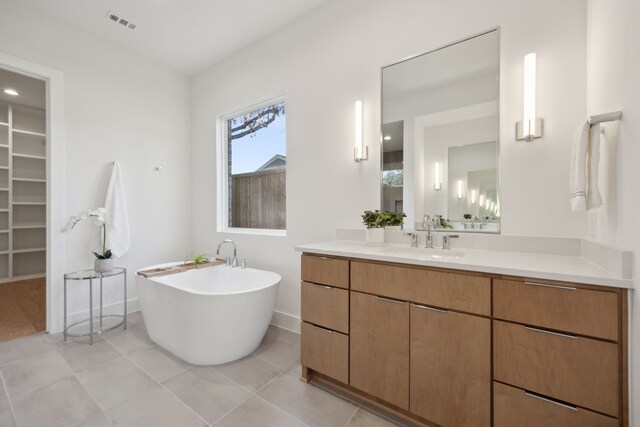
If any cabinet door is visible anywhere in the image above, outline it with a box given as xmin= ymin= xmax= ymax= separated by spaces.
xmin=350 ymin=291 xmax=409 ymax=410
xmin=410 ymin=304 xmax=491 ymax=427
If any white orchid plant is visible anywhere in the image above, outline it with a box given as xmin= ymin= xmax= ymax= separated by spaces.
xmin=61 ymin=208 xmax=113 ymax=260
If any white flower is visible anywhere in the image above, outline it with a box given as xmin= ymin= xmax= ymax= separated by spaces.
xmin=61 ymin=207 xmax=108 ymax=232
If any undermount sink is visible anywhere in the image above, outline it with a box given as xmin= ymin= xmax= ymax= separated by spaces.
xmin=377 ymin=246 xmax=465 ymax=260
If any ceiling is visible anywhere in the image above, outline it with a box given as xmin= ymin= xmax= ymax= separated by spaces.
xmin=19 ymin=0 xmax=329 ymax=76
xmin=0 ymin=67 xmax=46 ymax=109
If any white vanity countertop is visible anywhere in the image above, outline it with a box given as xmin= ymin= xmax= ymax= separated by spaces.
xmin=295 ymin=240 xmax=633 ymax=289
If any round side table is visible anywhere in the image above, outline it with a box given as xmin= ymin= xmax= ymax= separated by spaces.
xmin=63 ymin=267 xmax=127 ymax=344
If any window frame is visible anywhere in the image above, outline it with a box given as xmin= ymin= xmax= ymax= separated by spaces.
xmin=216 ymin=94 xmax=287 ymax=236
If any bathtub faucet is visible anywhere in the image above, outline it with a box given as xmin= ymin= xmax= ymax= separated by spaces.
xmin=216 ymin=239 xmax=238 ymax=267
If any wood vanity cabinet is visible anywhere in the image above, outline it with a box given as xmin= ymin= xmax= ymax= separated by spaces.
xmin=300 ymin=254 xmax=350 ymax=384
xmin=349 ymin=291 xmax=410 ymax=410
xmin=300 ymin=253 xmax=628 ymax=427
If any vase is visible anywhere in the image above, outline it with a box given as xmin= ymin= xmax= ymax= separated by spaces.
xmin=365 ymin=228 xmax=385 ymax=246
xmin=94 ymin=258 xmax=114 ymax=273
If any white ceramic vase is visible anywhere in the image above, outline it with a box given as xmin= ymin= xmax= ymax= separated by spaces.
xmin=94 ymin=258 xmax=114 ymax=273
xmin=365 ymin=228 xmax=385 ymax=246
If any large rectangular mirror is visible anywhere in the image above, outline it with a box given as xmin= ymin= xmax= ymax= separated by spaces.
xmin=381 ymin=29 xmax=500 ymax=233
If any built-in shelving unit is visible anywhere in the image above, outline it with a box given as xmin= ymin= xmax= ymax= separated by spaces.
xmin=0 ymin=102 xmax=46 ymax=282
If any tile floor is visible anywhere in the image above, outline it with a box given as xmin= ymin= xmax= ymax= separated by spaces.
xmin=0 ymin=312 xmax=409 ymax=427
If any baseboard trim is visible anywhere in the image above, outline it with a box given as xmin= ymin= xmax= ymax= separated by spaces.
xmin=270 ymin=310 xmax=301 ymax=334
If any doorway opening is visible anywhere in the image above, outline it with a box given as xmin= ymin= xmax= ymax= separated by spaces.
xmin=0 ymin=67 xmax=47 ymax=341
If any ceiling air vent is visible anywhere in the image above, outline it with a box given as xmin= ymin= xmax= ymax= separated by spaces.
xmin=105 ymin=11 xmax=137 ymax=31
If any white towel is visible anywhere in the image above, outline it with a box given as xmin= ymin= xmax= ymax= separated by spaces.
xmin=587 ymin=125 xmax=603 ymax=209
xmin=104 ymin=162 xmax=131 ymax=257
xmin=570 ymin=121 xmax=590 ymax=211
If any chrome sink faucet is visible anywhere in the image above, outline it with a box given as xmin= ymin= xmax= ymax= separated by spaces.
xmin=404 ymin=232 xmax=418 ymax=248
xmin=423 ymin=214 xmax=434 ymax=249
xmin=216 ymin=239 xmax=238 ymax=267
xmin=442 ymin=234 xmax=459 ymax=250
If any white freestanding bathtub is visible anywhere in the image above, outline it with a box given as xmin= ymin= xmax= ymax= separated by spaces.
xmin=136 ymin=263 xmax=281 ymax=365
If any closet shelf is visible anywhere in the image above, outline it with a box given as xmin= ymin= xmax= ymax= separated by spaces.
xmin=12 ymin=178 xmax=45 ymax=183
xmin=0 ymin=144 xmax=8 ymax=148
xmin=12 ymin=129 xmax=46 ymax=138
xmin=13 ymin=202 xmax=46 ymax=206
xmin=12 ymin=153 xmax=45 ymax=160
xmin=13 ymin=247 xmax=46 ymax=254
xmin=12 ymin=224 xmax=45 ymax=229
xmin=0 ymin=230 xmax=8 ymax=233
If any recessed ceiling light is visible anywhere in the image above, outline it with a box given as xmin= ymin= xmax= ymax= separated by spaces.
xmin=383 ymin=136 xmax=391 ymax=141
xmin=3 ymin=89 xmax=19 ymax=96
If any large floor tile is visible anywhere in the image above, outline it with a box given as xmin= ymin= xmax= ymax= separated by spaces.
xmin=101 ymin=323 xmax=154 ymax=355
xmin=163 ymin=367 xmax=252 ymax=424
xmin=77 ymin=356 xmax=158 ymax=410
xmin=265 ymin=325 xmax=300 ymax=349
xmin=214 ymin=354 xmax=283 ymax=392
xmin=346 ymin=408 xmax=400 ymax=427
xmin=106 ymin=386 xmax=206 ymax=427
xmin=128 ymin=346 xmax=190 ymax=382
xmin=1 ymin=349 xmax=73 ymax=396
xmin=12 ymin=377 xmax=100 ymax=427
xmin=257 ymin=372 xmax=358 ymax=427
xmin=214 ymin=396 xmax=307 ymax=427
xmin=125 ymin=311 xmax=144 ymax=325
xmin=0 ymin=399 xmax=16 ymax=427
xmin=0 ymin=333 xmax=51 ymax=366
xmin=0 ymin=377 xmax=7 ymax=401
xmin=49 ymin=334 xmax=121 ymax=373
xmin=253 ymin=338 xmax=300 ymax=370
xmin=75 ymin=411 xmax=114 ymax=427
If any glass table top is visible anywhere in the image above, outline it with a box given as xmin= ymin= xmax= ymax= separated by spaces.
xmin=64 ymin=267 xmax=125 ymax=280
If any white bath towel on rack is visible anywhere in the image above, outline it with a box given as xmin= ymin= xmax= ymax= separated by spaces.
xmin=570 ymin=121 xmax=589 ymax=211
xmin=104 ymin=162 xmax=131 ymax=257
xmin=587 ymin=124 xmax=602 ymax=209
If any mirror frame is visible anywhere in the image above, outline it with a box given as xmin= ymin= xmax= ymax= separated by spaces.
xmin=380 ymin=27 xmax=501 ymax=234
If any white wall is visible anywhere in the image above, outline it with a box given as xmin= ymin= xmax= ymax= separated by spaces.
xmin=587 ymin=0 xmax=640 ymax=425
xmin=191 ymin=0 xmax=588 ymax=329
xmin=0 ymin=1 xmax=192 ymax=332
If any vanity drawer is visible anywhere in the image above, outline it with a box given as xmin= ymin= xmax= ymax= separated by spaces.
xmin=494 ymin=382 xmax=618 ymax=427
xmin=494 ymin=320 xmax=619 ymax=417
xmin=494 ymin=279 xmax=619 ymax=341
xmin=351 ymin=261 xmax=490 ymax=315
xmin=301 ymin=281 xmax=349 ymax=334
xmin=301 ymin=254 xmax=349 ymax=289
xmin=301 ymin=322 xmax=349 ymax=384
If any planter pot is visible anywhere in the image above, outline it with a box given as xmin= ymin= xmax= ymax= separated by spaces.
xmin=384 ymin=225 xmax=403 ymax=230
xmin=365 ymin=228 xmax=385 ymax=246
xmin=94 ymin=258 xmax=114 ymax=273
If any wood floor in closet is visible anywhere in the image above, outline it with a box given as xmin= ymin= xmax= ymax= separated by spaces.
xmin=0 ymin=277 xmax=46 ymax=341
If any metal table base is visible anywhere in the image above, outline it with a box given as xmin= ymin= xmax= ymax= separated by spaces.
xmin=63 ymin=267 xmax=127 ymax=345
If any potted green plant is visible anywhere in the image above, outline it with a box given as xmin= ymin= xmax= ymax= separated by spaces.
xmin=361 ymin=210 xmax=386 ymax=245
xmin=463 ymin=213 xmax=472 ymax=220
xmin=62 ymin=208 xmax=115 ymax=272
xmin=384 ymin=211 xmax=407 ymax=230
xmin=183 ymin=253 xmax=212 ymax=269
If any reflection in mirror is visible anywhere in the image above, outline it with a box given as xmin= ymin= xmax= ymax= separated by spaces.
xmin=381 ymin=29 xmax=500 ymax=233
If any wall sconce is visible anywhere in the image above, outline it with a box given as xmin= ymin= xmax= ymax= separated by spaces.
xmin=456 ymin=180 xmax=464 ymax=199
xmin=354 ymin=100 xmax=368 ymax=161
xmin=516 ymin=52 xmax=544 ymax=142
xmin=479 ymin=194 xmax=485 ymax=208
xmin=485 ymin=198 xmax=491 ymax=209
xmin=433 ymin=162 xmax=442 ymax=190
xmin=470 ymin=190 xmax=477 ymax=204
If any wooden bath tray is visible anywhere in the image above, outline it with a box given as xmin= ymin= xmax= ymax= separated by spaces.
xmin=138 ymin=259 xmax=226 ymax=278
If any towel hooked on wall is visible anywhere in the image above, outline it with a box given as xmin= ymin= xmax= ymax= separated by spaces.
xmin=104 ymin=162 xmax=131 ymax=257
xmin=570 ymin=121 xmax=590 ymax=211
xmin=587 ymin=124 xmax=603 ymax=209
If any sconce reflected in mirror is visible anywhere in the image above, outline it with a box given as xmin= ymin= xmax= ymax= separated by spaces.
xmin=456 ymin=180 xmax=464 ymax=199
xmin=471 ymin=189 xmax=477 ymax=204
xmin=516 ymin=52 xmax=544 ymax=142
xmin=434 ymin=162 xmax=442 ymax=190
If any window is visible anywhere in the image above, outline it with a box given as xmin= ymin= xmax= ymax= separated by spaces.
xmin=219 ymin=99 xmax=286 ymax=234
